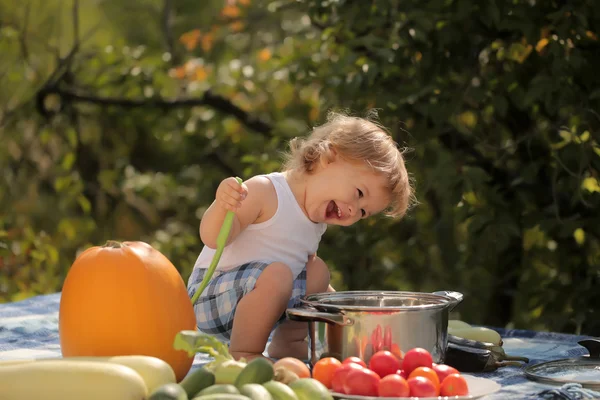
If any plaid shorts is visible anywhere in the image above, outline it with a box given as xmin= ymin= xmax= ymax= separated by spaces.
xmin=187 ymin=261 xmax=307 ymax=342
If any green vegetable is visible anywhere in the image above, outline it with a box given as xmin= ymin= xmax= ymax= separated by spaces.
xmin=262 ymin=381 xmax=299 ymax=400
xmin=197 ymin=384 xmax=240 ymax=396
xmin=173 ymin=330 xmax=239 ymax=372
xmin=190 ymin=177 xmax=243 ymax=306
xmin=178 ymin=367 xmax=215 ymax=398
xmin=148 ymin=383 xmax=188 ymax=400
xmin=192 ymin=395 xmax=250 ymax=400
xmin=215 ymin=360 xmax=247 ymax=385
xmin=288 ymin=378 xmax=333 ymax=400
xmin=234 ymin=358 xmax=274 ymax=388
xmin=239 ymin=384 xmax=273 ymax=400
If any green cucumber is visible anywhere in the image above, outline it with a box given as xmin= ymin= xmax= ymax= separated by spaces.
xmin=149 ymin=383 xmax=188 ymax=400
xmin=193 ymin=395 xmax=250 ymax=400
xmin=262 ymin=381 xmax=299 ymax=400
xmin=239 ymin=383 xmax=273 ymax=400
xmin=179 ymin=367 xmax=215 ymax=398
xmin=235 ymin=358 xmax=274 ymax=388
xmin=197 ymin=384 xmax=240 ymax=396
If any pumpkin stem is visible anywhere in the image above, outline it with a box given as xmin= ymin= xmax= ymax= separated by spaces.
xmin=104 ymin=240 xmax=123 ymax=248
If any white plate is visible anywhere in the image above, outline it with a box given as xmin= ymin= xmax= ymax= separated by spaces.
xmin=331 ymin=374 xmax=501 ymax=399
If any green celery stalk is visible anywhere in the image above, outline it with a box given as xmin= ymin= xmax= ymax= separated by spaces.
xmin=190 ymin=177 xmax=243 ymax=305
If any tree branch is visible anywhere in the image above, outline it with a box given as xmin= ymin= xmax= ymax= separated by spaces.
xmin=36 ymin=86 xmax=274 ymax=135
xmin=19 ymin=3 xmax=31 ymax=63
xmin=162 ymin=0 xmax=180 ymax=64
xmin=72 ymin=0 xmax=80 ymax=54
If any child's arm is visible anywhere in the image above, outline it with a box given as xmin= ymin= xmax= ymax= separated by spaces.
xmin=199 ymin=176 xmax=272 ymax=249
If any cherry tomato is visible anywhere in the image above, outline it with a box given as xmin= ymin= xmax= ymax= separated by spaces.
xmin=402 ymin=347 xmax=433 ymax=376
xmin=433 ymin=363 xmax=459 ymax=383
xmin=343 ymin=367 xmax=381 ymax=397
xmin=396 ymin=369 xmax=408 ymax=379
xmin=440 ymin=373 xmax=469 ymax=396
xmin=369 ymin=350 xmax=402 ymax=378
xmin=390 ymin=343 xmax=404 ymax=360
xmin=378 ymin=374 xmax=410 ymax=397
xmin=332 ymin=362 xmax=364 ymax=394
xmin=312 ymin=357 xmax=342 ymax=389
xmin=407 ymin=376 xmax=438 ymax=398
xmin=408 ymin=367 xmax=440 ymax=395
xmin=342 ymin=356 xmax=367 ymax=368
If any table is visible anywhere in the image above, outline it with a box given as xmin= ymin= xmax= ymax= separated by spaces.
xmin=0 ymin=293 xmax=597 ymax=399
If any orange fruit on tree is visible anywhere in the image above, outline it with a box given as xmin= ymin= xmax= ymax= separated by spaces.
xmin=313 ymin=357 xmax=343 ymax=389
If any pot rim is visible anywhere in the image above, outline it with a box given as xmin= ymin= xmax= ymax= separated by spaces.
xmin=300 ymin=290 xmax=461 ymax=312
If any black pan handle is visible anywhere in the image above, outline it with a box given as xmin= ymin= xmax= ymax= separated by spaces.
xmin=578 ymin=339 xmax=600 ymax=359
xmin=286 ymin=307 xmax=353 ymax=326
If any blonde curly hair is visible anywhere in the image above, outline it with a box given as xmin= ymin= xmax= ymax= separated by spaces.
xmin=282 ymin=110 xmax=415 ymax=219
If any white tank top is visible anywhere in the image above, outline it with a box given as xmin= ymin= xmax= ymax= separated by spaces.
xmin=192 ymin=172 xmax=328 ymax=279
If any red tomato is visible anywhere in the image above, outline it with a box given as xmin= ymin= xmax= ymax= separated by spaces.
xmin=312 ymin=357 xmax=342 ymax=389
xmin=378 ymin=374 xmax=410 ymax=397
xmin=396 ymin=369 xmax=408 ymax=379
xmin=402 ymin=348 xmax=433 ymax=376
xmin=440 ymin=373 xmax=469 ymax=396
xmin=369 ymin=350 xmax=402 ymax=378
xmin=408 ymin=367 xmax=440 ymax=395
xmin=407 ymin=376 xmax=438 ymax=398
xmin=409 ymin=366 xmax=440 ymax=386
xmin=342 ymin=356 xmax=367 ymax=368
xmin=331 ymin=362 xmax=364 ymax=394
xmin=390 ymin=343 xmax=404 ymax=360
xmin=343 ymin=367 xmax=381 ymax=397
xmin=433 ymin=363 xmax=459 ymax=383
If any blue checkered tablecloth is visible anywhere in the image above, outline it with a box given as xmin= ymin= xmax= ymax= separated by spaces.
xmin=0 ymin=293 xmax=598 ymax=399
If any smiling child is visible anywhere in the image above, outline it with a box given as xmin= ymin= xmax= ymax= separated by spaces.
xmin=187 ymin=110 xmax=414 ymax=361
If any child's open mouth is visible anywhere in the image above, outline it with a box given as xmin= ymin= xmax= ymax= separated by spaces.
xmin=326 ymin=200 xmax=342 ymax=219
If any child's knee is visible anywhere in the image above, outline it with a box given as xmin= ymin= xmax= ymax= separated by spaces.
xmin=258 ymin=262 xmax=294 ymax=299
xmin=306 ymin=256 xmax=330 ymax=292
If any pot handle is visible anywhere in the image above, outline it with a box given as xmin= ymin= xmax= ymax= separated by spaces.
xmin=433 ymin=290 xmax=464 ymax=312
xmin=286 ymin=307 xmax=354 ymax=326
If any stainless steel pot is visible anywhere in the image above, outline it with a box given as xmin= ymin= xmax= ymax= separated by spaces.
xmin=286 ymin=290 xmax=463 ymax=366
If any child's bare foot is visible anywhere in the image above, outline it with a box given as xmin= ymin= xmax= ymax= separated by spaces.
xmin=230 ymin=351 xmax=274 ymax=363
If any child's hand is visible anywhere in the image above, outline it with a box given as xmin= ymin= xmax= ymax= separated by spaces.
xmin=216 ymin=177 xmax=248 ymax=212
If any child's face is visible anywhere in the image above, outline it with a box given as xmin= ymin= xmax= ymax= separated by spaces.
xmin=305 ymin=154 xmax=391 ymax=226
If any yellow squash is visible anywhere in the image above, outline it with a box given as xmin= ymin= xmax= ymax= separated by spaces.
xmin=0 ymin=360 xmax=147 ymax=400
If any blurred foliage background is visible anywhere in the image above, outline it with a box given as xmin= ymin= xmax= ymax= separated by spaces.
xmin=1 ymin=0 xmax=599 ymax=336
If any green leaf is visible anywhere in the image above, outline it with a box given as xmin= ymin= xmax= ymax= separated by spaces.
xmin=493 ymin=96 xmax=508 ymax=117
xmin=173 ymin=330 xmax=233 ymax=361
xmin=77 ymin=195 xmax=92 ymax=214
xmin=61 ymin=153 xmax=76 ymax=170
xmin=581 ymin=177 xmax=600 ymax=193
xmin=590 ymin=88 xmax=600 ymax=100
xmin=486 ymin=1 xmax=501 ymax=27
xmin=573 ymin=228 xmax=585 ymax=246
xmin=523 ymin=225 xmax=547 ymax=251
xmin=54 ymin=176 xmax=71 ymax=192
xmin=66 ymin=128 xmax=78 ymax=148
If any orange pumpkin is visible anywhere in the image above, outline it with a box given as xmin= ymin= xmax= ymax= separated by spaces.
xmin=59 ymin=240 xmax=197 ymax=382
